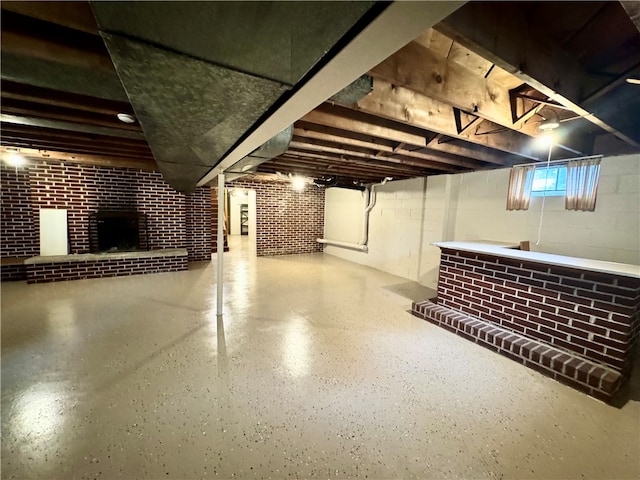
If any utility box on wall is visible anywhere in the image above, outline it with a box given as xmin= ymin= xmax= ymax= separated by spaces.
xmin=39 ymin=208 xmax=68 ymax=256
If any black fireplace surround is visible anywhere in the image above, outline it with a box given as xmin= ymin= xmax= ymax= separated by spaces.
xmin=89 ymin=210 xmax=148 ymax=253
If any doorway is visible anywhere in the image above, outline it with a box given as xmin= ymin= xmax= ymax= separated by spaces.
xmin=226 ymin=188 xmax=257 ymax=255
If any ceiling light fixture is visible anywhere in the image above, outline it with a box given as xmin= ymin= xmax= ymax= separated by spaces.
xmin=539 ymin=119 xmax=560 ymax=131
xmin=116 ymin=112 xmax=136 ymax=124
xmin=5 ymin=151 xmax=27 ymax=168
xmin=538 ymin=110 xmax=560 ymax=132
xmin=291 ymin=175 xmax=307 ymax=191
xmin=626 ymin=78 xmax=640 ymax=85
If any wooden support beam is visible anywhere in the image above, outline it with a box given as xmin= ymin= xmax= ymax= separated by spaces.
xmin=272 ymin=156 xmax=420 ymax=180
xmin=352 ymin=79 xmax=542 ymax=160
xmin=0 ymin=80 xmax=134 ymax=116
xmin=0 ymin=98 xmax=141 ymax=131
xmin=300 ymin=105 xmax=428 ymax=147
xmin=0 ymin=30 xmax=115 ymax=73
xmin=436 ymin=2 xmax=640 ymax=147
xmin=0 ymin=136 xmax=152 ymax=158
xmin=288 ymin=139 xmax=457 ymax=172
xmin=1 ymin=114 xmax=146 ymax=140
xmin=282 ymin=148 xmax=432 ymax=176
xmin=294 ymin=124 xmax=397 ymax=152
xmin=277 ymin=157 xmax=418 ymax=178
xmin=0 ymin=123 xmax=150 ymax=149
xmin=2 ymin=1 xmax=100 ymax=34
xmin=295 ymin=122 xmax=509 ymax=166
xmin=291 ymin=133 xmax=473 ymax=170
xmin=369 ymin=38 xmax=587 ymax=155
xmin=426 ymin=135 xmax=512 ymax=166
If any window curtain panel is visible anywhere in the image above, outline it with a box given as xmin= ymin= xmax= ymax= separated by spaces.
xmin=565 ymin=158 xmax=601 ymax=211
xmin=506 ymin=165 xmax=535 ymax=210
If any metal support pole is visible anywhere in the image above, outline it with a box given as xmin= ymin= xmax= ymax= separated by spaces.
xmin=216 ymin=172 xmax=225 ymax=316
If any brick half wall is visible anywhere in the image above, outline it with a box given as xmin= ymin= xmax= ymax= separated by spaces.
xmin=437 ymin=248 xmax=640 ymax=375
xmin=25 ymin=253 xmax=188 ymax=284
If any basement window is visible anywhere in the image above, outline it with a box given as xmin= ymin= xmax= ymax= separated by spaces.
xmin=531 ymin=165 xmax=567 ymax=197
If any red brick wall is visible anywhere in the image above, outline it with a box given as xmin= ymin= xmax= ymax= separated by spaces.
xmin=229 ymin=179 xmax=324 ymax=256
xmin=1 ymin=167 xmax=38 ymax=258
xmin=437 ymin=248 xmax=640 ymax=373
xmin=210 ymin=188 xmax=228 ymax=253
xmin=185 ymin=188 xmax=212 ymax=260
xmin=1 ymin=161 xmax=212 ymax=262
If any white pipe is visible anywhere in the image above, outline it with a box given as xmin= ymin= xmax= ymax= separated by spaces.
xmin=360 ymin=177 xmax=391 ymax=245
xmin=216 ymin=172 xmax=225 ymax=316
xmin=359 ymin=188 xmax=371 ymax=245
xmin=318 ymin=177 xmax=392 ymax=252
xmin=317 ymin=238 xmax=368 ymax=252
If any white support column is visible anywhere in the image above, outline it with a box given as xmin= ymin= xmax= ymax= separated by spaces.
xmin=216 ymin=172 xmax=225 ymax=316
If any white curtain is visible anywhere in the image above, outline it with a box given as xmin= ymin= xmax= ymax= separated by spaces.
xmin=506 ymin=165 xmax=535 ymax=210
xmin=565 ymin=158 xmax=601 ymax=211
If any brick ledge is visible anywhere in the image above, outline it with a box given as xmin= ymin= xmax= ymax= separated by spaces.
xmin=412 ymin=299 xmax=622 ymax=402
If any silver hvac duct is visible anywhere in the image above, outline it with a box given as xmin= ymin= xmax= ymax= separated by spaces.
xmin=224 ymin=125 xmax=293 ymax=181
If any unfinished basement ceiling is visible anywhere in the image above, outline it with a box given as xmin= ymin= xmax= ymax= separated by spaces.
xmin=1 ymin=1 xmax=639 ymax=190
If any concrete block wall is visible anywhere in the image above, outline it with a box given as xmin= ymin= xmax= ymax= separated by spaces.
xmin=323 ymin=154 xmax=640 ymax=289
xmin=454 ymin=154 xmax=640 ymax=265
xmin=323 ymin=177 xmax=426 ymax=280
xmin=230 ymin=179 xmax=324 ymax=256
xmin=0 ymin=161 xmax=212 ymax=264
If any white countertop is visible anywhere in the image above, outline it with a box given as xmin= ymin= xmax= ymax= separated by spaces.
xmin=433 ymin=242 xmax=640 ymax=279
xmin=25 ymin=248 xmax=189 ymax=264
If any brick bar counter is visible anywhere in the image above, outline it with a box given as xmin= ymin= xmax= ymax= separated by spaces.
xmin=24 ymin=248 xmax=188 ymax=284
xmin=412 ymin=242 xmax=640 ymax=403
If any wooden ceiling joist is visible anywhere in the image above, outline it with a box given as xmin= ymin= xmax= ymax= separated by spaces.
xmin=436 ymin=2 xmax=640 ymax=147
xmin=0 ymin=98 xmax=140 ymax=131
xmin=1 ymin=1 xmax=637 ymax=186
xmin=288 ymin=139 xmax=458 ymax=173
xmin=1 ymin=80 xmax=134 ymax=116
xmin=352 ymin=79 xmax=543 ymax=160
xmin=0 ymin=136 xmax=152 ymax=158
xmin=426 ymin=134 xmax=512 ymax=166
xmin=1 ymin=114 xmax=146 ymax=140
xmin=0 ymin=123 xmax=150 ymax=150
xmin=0 ymin=146 xmax=156 ymax=171
xmin=301 ymin=104 xmax=427 ymax=147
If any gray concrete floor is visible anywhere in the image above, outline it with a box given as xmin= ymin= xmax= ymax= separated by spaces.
xmin=2 ymin=236 xmax=639 ymax=479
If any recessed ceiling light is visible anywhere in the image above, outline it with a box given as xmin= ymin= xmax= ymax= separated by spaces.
xmin=116 ymin=113 xmax=136 ymax=124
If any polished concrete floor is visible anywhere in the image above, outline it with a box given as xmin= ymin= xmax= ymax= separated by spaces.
xmin=2 ymin=236 xmax=639 ymax=479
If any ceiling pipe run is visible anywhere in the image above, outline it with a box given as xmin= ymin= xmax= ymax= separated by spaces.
xmin=313 ymin=176 xmax=365 ymax=190
xmin=317 ymin=176 xmax=392 ymax=252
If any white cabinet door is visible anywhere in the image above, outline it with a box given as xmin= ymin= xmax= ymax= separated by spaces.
xmin=40 ymin=208 xmax=68 ymax=256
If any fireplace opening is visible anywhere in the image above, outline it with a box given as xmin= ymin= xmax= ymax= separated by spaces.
xmin=89 ymin=211 xmax=148 ymax=253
